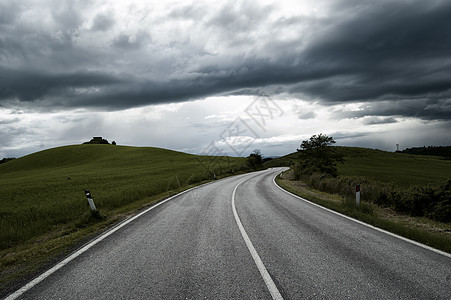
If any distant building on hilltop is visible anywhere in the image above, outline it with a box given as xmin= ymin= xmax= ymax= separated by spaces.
xmin=83 ymin=137 xmax=110 ymax=144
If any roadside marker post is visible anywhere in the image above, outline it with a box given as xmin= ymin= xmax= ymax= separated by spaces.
xmin=356 ymin=184 xmax=361 ymax=207
xmin=84 ymin=190 xmax=97 ymax=212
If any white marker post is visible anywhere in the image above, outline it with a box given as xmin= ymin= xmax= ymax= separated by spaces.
xmin=84 ymin=190 xmax=97 ymax=212
xmin=356 ymin=184 xmax=361 ymax=207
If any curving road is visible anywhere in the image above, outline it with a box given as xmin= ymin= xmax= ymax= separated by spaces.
xmin=7 ymin=168 xmax=451 ymax=299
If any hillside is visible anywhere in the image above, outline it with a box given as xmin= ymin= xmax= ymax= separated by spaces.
xmin=0 ymin=144 xmax=196 ymax=172
xmin=0 ymin=144 xmax=246 ymax=250
xmin=265 ymin=146 xmax=451 ymax=187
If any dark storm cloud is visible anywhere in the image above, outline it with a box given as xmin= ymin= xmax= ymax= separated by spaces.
xmin=0 ymin=0 xmax=450 ymax=122
xmin=336 ymin=98 xmax=451 ymax=121
xmin=292 ymin=0 xmax=451 ymax=103
xmin=0 ymin=2 xmax=21 ymax=25
xmin=363 ymin=117 xmax=397 ymax=125
xmin=112 ymin=31 xmax=151 ymax=50
xmin=330 ymin=132 xmax=370 ymax=141
xmin=91 ymin=13 xmax=115 ymax=32
xmin=0 ymin=67 xmax=122 ymax=104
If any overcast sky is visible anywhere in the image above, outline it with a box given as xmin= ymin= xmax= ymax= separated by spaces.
xmin=1 ymin=0 xmax=450 ymax=158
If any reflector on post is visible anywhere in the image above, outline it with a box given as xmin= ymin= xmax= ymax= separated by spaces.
xmin=356 ymin=184 xmax=361 ymax=207
xmin=84 ymin=190 xmax=97 ymax=212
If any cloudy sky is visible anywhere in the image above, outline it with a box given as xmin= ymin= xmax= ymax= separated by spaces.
xmin=1 ymin=0 xmax=450 ymax=158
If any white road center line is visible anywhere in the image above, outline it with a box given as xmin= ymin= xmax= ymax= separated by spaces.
xmin=232 ymin=178 xmax=284 ymax=300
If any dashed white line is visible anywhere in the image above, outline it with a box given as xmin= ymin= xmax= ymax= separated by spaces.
xmin=232 ymin=178 xmax=284 ymax=300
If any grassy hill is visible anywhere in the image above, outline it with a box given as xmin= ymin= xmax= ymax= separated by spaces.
xmin=336 ymin=147 xmax=451 ymax=187
xmin=266 ymin=146 xmax=451 ymax=187
xmin=0 ymin=144 xmax=246 ymax=250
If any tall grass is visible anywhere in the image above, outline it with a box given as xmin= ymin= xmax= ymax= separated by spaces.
xmin=296 ymin=172 xmax=451 ymax=222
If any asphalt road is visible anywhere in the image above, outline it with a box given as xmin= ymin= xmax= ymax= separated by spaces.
xmin=7 ymin=168 xmax=451 ymax=299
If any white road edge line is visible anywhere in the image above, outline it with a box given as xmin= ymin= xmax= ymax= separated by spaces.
xmin=272 ymin=170 xmax=451 ymax=259
xmin=232 ymin=179 xmax=284 ymax=300
xmin=5 ymin=184 xmax=202 ymax=300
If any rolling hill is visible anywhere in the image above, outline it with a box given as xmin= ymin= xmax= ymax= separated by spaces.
xmin=265 ymin=146 xmax=451 ymax=187
xmin=0 ymin=144 xmax=247 ymax=250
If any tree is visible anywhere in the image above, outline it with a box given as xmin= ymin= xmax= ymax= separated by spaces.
xmin=297 ymin=134 xmax=344 ymax=177
xmin=0 ymin=157 xmax=15 ymax=164
xmin=247 ymin=149 xmax=263 ymax=170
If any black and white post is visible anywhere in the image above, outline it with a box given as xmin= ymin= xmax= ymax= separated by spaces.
xmin=84 ymin=190 xmax=97 ymax=212
xmin=356 ymin=184 xmax=361 ymax=207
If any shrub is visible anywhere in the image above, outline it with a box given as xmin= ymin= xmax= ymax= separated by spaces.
xmin=429 ymin=202 xmax=451 ymax=222
xmin=293 ymin=171 xmax=450 ymax=223
xmin=247 ymin=150 xmax=263 ymax=170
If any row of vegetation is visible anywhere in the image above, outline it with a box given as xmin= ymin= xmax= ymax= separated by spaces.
xmin=0 ymin=157 xmax=15 ymax=164
xmin=296 ymin=173 xmax=451 ymax=222
xmin=397 ymin=145 xmax=451 ymax=158
xmin=278 ymin=134 xmax=451 ymax=223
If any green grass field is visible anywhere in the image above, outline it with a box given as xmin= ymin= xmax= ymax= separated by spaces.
xmin=266 ymin=147 xmax=451 ymax=187
xmin=0 ymin=144 xmax=247 ymax=251
xmin=335 ymin=147 xmax=451 ymax=187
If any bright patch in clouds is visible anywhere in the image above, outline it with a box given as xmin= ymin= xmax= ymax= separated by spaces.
xmin=2 ymin=96 xmax=449 ymax=158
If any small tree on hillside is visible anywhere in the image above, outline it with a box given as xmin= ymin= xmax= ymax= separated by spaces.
xmin=297 ymin=134 xmax=344 ymax=177
xmin=247 ymin=149 xmax=263 ymax=170
xmin=0 ymin=157 xmax=15 ymax=164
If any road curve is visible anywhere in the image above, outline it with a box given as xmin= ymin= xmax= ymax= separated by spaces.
xmin=7 ymin=168 xmax=451 ymax=299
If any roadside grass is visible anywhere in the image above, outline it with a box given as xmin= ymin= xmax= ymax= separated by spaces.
xmin=276 ymin=172 xmax=451 ymax=254
xmin=0 ymin=144 xmax=248 ymax=294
